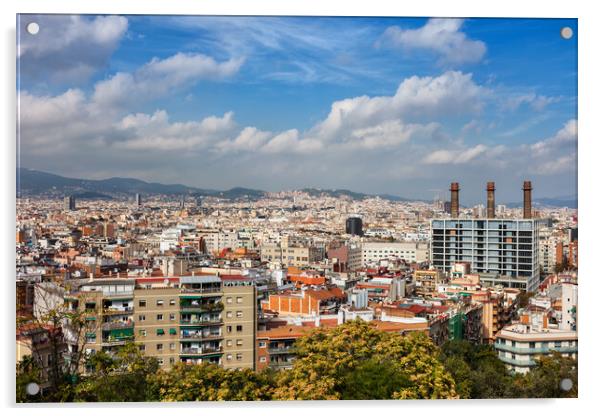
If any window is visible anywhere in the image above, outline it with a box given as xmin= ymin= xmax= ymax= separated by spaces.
xmin=236 ymin=339 xmax=243 ymax=346
xmin=169 ymin=328 xmax=177 ymax=335
xmin=156 ymin=329 xmax=165 ymax=336
xmin=169 ymin=299 xmax=176 ymax=306
xmin=169 ymin=357 xmax=175 ymax=365
xmin=170 ymin=343 xmax=176 ymax=350
xmin=139 ymin=344 xmax=145 ymax=352
xmin=138 ymin=300 xmax=146 ymax=307
xmin=259 ymin=341 xmax=266 ymax=348
xmin=236 ymin=325 xmax=243 ymax=332
xmin=259 ymin=357 xmax=267 ymax=363
xmin=157 ymin=343 xmax=163 ymax=351
xmin=157 ymin=300 xmax=164 ymax=306
xmin=138 ymin=315 xmax=146 ymax=321
xmin=158 ymin=359 xmax=164 ymax=365
xmin=157 ymin=314 xmax=163 ymax=321
xmin=236 ymin=297 xmax=243 ymax=304
xmin=226 ymin=297 xmax=233 ymax=304
xmin=236 ymin=353 xmax=243 ymax=361
xmin=227 ymin=326 xmax=232 ymax=333
xmin=139 ymin=330 xmax=146 ymax=337
xmin=236 ymin=311 xmax=243 ymax=318
xmin=226 ymin=340 xmax=233 ymax=347
xmin=169 ymin=313 xmax=176 ymax=321
xmin=226 ymin=354 xmax=233 ymax=361
xmin=226 ymin=311 xmax=233 ymax=318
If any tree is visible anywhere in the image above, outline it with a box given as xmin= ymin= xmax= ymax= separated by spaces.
xmin=16 ymin=355 xmax=43 ymax=403
xmin=508 ymin=352 xmax=577 ymax=398
xmin=73 ymin=342 xmax=159 ymax=402
xmin=272 ymin=319 xmax=457 ymax=400
xmin=439 ymin=339 xmax=512 ymax=399
xmin=149 ymin=362 xmax=275 ymax=401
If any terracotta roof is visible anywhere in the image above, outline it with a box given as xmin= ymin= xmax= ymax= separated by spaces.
xmin=257 ymin=325 xmax=314 ymax=339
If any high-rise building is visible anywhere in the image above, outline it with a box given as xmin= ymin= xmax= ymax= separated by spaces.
xmin=345 ymin=217 xmax=363 ymax=236
xmin=431 ymin=182 xmax=544 ymax=292
xmin=135 ymin=193 xmax=142 ymax=207
xmin=63 ymin=195 xmax=76 ymax=211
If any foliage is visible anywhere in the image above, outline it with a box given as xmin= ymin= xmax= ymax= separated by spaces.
xmin=16 ymin=355 xmax=43 ymax=403
xmin=509 ymin=352 xmax=577 ymax=398
xmin=272 ymin=319 xmax=457 ymax=400
xmin=73 ymin=343 xmax=159 ymax=402
xmin=149 ymin=362 xmax=275 ymax=401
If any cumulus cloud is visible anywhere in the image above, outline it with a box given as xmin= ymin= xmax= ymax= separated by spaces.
xmin=380 ymin=18 xmax=486 ymax=65
xmin=312 ymin=71 xmax=486 ymax=141
xmin=92 ymin=53 xmax=244 ymax=110
xmin=18 ymin=15 xmax=128 ymax=84
xmin=529 ymin=119 xmax=577 ymax=156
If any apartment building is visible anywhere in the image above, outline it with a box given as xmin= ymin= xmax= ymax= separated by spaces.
xmin=494 ymin=313 xmax=578 ymax=374
xmin=431 ymin=218 xmax=544 ymax=292
xmin=60 ymin=275 xmax=256 ymax=371
xmin=260 ymin=243 xmax=323 ymax=267
xmin=361 ymin=241 xmax=428 ymax=267
xmin=221 ymin=276 xmax=257 ymax=370
xmin=414 ymin=270 xmax=445 ymax=297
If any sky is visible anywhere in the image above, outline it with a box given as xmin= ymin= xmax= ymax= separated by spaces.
xmin=17 ymin=15 xmax=577 ymax=205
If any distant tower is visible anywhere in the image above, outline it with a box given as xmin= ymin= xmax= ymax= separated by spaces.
xmin=180 ymin=195 xmax=185 ymax=209
xmin=196 ymin=196 xmax=203 ymax=208
xmin=63 ymin=195 xmax=75 ymax=211
xmin=346 ymin=217 xmax=363 ymax=236
xmin=135 ymin=193 xmax=142 ymax=207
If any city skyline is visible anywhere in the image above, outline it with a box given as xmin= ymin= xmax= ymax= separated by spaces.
xmin=17 ymin=15 xmax=577 ymax=205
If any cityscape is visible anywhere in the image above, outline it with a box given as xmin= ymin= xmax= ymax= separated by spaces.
xmin=16 ymin=15 xmax=577 ymax=402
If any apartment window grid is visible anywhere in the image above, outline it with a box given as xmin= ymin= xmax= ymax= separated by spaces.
xmin=431 ymin=219 xmax=542 ymax=290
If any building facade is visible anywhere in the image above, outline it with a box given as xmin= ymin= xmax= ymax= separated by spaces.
xmin=431 ymin=219 xmax=544 ymax=292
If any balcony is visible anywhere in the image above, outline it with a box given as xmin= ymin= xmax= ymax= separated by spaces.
xmin=101 ymin=320 xmax=134 ymax=331
xmin=495 ymin=343 xmax=577 ymax=355
xmin=269 ymin=361 xmax=295 ymax=370
xmin=103 ymin=307 xmax=133 ymax=315
xmin=180 ymin=332 xmax=223 ymax=340
xmin=268 ymin=346 xmax=296 ymax=355
xmin=180 ymin=346 xmax=223 ymax=355
xmin=180 ymin=318 xmax=223 ymax=326
xmin=498 ymin=355 xmax=536 ymax=367
xmin=179 ymin=301 xmax=224 ymax=313
xmin=180 ymin=287 xmax=222 ymax=295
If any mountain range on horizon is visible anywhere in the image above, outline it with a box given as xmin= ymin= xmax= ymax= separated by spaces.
xmin=16 ymin=168 xmax=577 ymax=208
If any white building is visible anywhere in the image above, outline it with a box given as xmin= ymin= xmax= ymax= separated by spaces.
xmin=361 ymin=241 xmax=428 ymax=266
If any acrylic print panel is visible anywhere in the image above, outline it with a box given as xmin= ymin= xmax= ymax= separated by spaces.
xmin=16 ymin=14 xmax=577 ymax=402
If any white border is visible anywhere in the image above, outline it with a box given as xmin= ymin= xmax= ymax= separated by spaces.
xmin=2 ymin=1 xmax=601 ymax=415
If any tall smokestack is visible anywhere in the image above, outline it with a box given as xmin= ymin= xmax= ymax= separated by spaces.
xmin=450 ymin=182 xmax=459 ymax=218
xmin=487 ymin=182 xmax=496 ymax=218
xmin=523 ymin=181 xmax=533 ymax=219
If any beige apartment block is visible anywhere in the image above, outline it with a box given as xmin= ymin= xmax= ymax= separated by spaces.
xmin=221 ymin=277 xmax=257 ymax=370
xmin=133 ymin=286 xmax=181 ymax=369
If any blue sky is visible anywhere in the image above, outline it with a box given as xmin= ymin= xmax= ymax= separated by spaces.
xmin=17 ymin=15 xmax=577 ymax=204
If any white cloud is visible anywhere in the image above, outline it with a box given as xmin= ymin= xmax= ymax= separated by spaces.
xmin=502 ymin=93 xmax=559 ymax=112
xmin=424 ymin=144 xmax=488 ymax=164
xmin=530 ymin=119 xmax=577 ymax=156
xmin=381 ymin=18 xmax=486 ymax=65
xmin=18 ymin=15 xmax=128 ymax=84
xmin=312 ymin=71 xmax=485 ymax=141
xmin=92 ymin=53 xmax=244 ymax=109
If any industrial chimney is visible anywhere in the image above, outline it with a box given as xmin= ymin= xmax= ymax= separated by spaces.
xmin=450 ymin=182 xmax=460 ymax=218
xmin=523 ymin=181 xmax=533 ymax=219
xmin=487 ymin=181 xmax=496 ymax=218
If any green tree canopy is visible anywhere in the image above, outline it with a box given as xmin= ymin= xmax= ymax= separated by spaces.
xmin=272 ymin=319 xmax=457 ymax=400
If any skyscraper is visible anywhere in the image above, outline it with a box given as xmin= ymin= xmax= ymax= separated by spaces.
xmin=135 ymin=193 xmax=142 ymax=207
xmin=63 ymin=195 xmax=75 ymax=211
xmin=345 ymin=217 xmax=363 ymax=236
